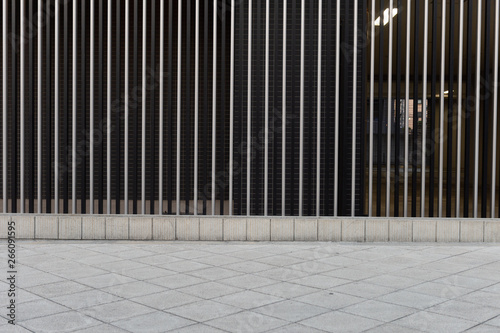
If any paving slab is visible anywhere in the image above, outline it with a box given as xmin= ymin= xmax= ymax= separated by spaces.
xmin=16 ymin=299 xmax=69 ymax=321
xmin=20 ymin=311 xmax=101 ymax=332
xmin=166 ymin=299 xmax=240 ymax=322
xmin=394 ymin=311 xmax=477 ymax=333
xmin=177 ymin=281 xmax=243 ymax=299
xmin=3 ymin=240 xmax=500 ymax=332
xmin=51 ymin=289 xmax=122 ymax=310
xmin=206 ymin=311 xmax=288 ymax=333
xmin=113 ymin=311 xmax=194 ymax=332
xmin=131 ymin=290 xmax=202 ymax=310
xmin=26 ymin=280 xmax=81 ymax=300
xmin=80 ymin=300 xmax=155 ymax=323
xmin=253 ymin=300 xmax=329 ymax=322
xmin=342 ymin=299 xmax=417 ymax=322
xmin=300 ymin=311 xmax=382 ymax=332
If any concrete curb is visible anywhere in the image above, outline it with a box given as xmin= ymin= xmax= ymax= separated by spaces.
xmin=0 ymin=215 xmax=498 ymax=242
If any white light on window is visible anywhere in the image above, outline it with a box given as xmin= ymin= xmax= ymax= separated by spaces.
xmin=374 ymin=8 xmax=398 ymax=26
xmin=436 ymin=90 xmax=451 ymax=98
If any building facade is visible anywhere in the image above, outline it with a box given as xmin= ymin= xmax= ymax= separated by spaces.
xmin=1 ymin=0 xmax=499 ymax=221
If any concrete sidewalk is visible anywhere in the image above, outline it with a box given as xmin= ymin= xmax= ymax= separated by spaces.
xmin=1 ymin=241 xmax=500 ymax=332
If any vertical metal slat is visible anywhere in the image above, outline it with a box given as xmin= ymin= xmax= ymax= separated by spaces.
xmin=481 ymin=0 xmax=491 ymax=217
xmin=150 ymin=0 xmax=157 ymax=215
xmin=176 ymin=0 xmax=182 ymax=215
xmin=73 ymin=0 xmax=77 ymax=214
xmin=272 ymin=0 xmax=279 ymax=216
xmin=386 ymin=0 xmax=393 ymax=217
xmin=352 ymin=0 xmax=358 ymax=216
xmin=38 ymin=0 xmax=42 ymax=213
xmin=456 ymin=0 xmax=464 ymax=216
xmin=98 ymin=0 xmax=104 ymax=214
xmin=404 ymin=0 xmax=411 ymax=217
xmin=133 ymin=0 xmax=138 ymax=214
xmin=29 ymin=0 xmax=35 ymax=213
xmin=220 ymin=0 xmax=226 ymax=216
xmin=55 ymin=0 xmax=59 ymax=213
xmin=194 ymin=0 xmax=199 ymax=215
xmin=3 ymin=0 xmax=7 ymax=213
xmin=90 ymin=0 xmax=94 ymax=213
xmin=20 ymin=0 xmax=25 ymax=213
xmin=446 ymin=0 xmax=455 ymax=217
xmin=377 ymin=0 xmax=384 ymax=217
xmin=186 ymin=0 xmax=191 ymax=215
xmin=334 ymin=0 xmax=339 ymax=216
xmin=229 ymin=0 xmax=235 ymax=216
xmin=464 ymin=0 xmax=473 ymax=217
xmin=11 ymin=0 xmax=17 ymax=213
xmin=307 ymin=0 xmax=313 ymax=216
xmin=247 ymin=0 xmax=252 ymax=216
xmin=107 ymin=0 xmax=112 ymax=214
xmin=159 ymin=0 xmax=164 ymax=215
xmin=492 ymin=0 xmax=499 ymax=218
xmin=212 ymin=0 xmax=217 ymax=215
xmin=81 ymin=0 xmax=87 ymax=214
xmin=115 ymin=0 xmax=121 ymax=214
xmin=316 ymin=0 xmax=322 ymax=217
xmin=369 ymin=0 xmax=375 ymax=217
xmin=264 ymin=0 xmax=269 ymax=216
xmin=141 ymin=0 xmax=146 ymax=214
xmin=282 ymin=0 xmax=287 ymax=216
xmin=124 ymin=0 xmax=129 ymax=214
xmin=394 ymin=0 xmax=402 ymax=217
xmin=438 ymin=0 xmax=446 ymax=217
xmin=473 ymin=0 xmax=482 ymax=217
xmin=63 ymin=0 xmax=68 ymax=214
xmin=203 ymin=0 xmax=208 ymax=214
xmin=412 ymin=0 xmax=419 ymax=217
xmin=421 ymin=0 xmax=429 ymax=217
xmin=299 ymin=0 xmax=304 ymax=216
xmin=429 ymin=0 xmax=438 ymax=216
xmin=168 ymin=0 xmax=173 ymax=214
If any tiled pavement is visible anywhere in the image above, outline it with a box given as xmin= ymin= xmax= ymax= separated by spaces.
xmin=1 ymin=242 xmax=500 ymax=332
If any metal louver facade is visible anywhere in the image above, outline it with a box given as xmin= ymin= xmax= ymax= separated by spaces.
xmin=1 ymin=0 xmax=500 ymax=219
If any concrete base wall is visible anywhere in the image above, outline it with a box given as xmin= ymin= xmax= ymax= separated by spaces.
xmin=0 ymin=215 xmax=498 ymax=242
